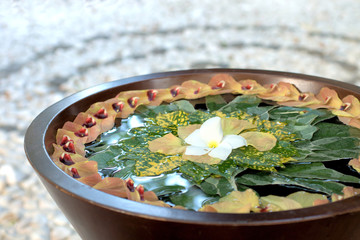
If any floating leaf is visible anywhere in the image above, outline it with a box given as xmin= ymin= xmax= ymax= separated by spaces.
xmin=221 ymin=118 xmax=256 ymax=135
xmin=199 ymin=189 xmax=260 ymax=213
xmin=136 ymin=154 xmax=185 ymax=176
xmin=240 ymin=132 xmax=277 ymax=151
xmin=148 ymin=133 xmax=186 ymax=155
xmin=287 ymin=191 xmax=328 ymax=208
xmin=172 ymin=100 xmax=196 ymax=113
xmin=278 ymin=162 xmax=360 ymax=183
xmin=219 ymin=95 xmax=261 ymax=113
xmin=182 ymin=154 xmax=222 ymax=165
xmin=199 ymin=176 xmax=234 ymax=197
xmin=260 ymin=195 xmax=302 ymax=212
xmin=236 ymin=172 xmax=345 ymax=195
xmin=170 ymin=186 xmax=214 ymax=210
xmin=230 ymin=147 xmax=286 ymax=171
xmin=178 ymin=124 xmax=201 ymax=140
xmin=205 ymin=95 xmax=227 ymax=112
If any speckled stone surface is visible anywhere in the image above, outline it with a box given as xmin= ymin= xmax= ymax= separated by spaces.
xmin=0 ymin=0 xmax=360 ymax=239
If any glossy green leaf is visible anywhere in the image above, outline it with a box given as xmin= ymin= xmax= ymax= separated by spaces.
xmin=199 ymin=176 xmax=234 ymax=197
xmin=219 ymin=95 xmax=261 ymax=113
xmin=278 ymin=162 xmax=360 ymax=183
xmin=236 ymin=172 xmax=345 ymax=195
xmin=205 ymin=95 xmax=227 ymax=112
xmin=170 ymin=186 xmax=214 ymax=210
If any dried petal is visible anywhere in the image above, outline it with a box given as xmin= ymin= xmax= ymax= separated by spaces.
xmin=199 ymin=189 xmax=260 ymax=213
xmin=221 ymin=118 xmax=256 ymax=135
xmin=240 ymin=132 xmax=277 ymax=151
xmin=208 ymin=73 xmax=241 ymax=94
xmin=148 ymin=133 xmax=186 ymax=155
xmin=93 ymin=177 xmax=128 ymax=198
xmin=258 ymin=82 xmax=300 ymax=102
xmin=239 ymin=79 xmax=267 ymax=95
xmin=181 ymin=80 xmax=212 ymax=99
xmin=260 ymin=195 xmax=302 ymax=212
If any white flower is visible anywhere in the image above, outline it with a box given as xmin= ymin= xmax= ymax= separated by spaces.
xmin=184 ymin=117 xmax=247 ymax=160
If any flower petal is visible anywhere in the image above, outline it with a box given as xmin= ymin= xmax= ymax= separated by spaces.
xmin=208 ymin=141 xmax=232 ymax=160
xmin=200 ymin=117 xmax=223 ymax=146
xmin=185 ymin=145 xmax=211 ymax=156
xmin=222 ymin=135 xmax=247 ymax=149
xmin=184 ymin=129 xmax=207 ymax=147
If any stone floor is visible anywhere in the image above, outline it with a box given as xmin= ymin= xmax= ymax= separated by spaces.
xmin=0 ymin=0 xmax=360 ymax=239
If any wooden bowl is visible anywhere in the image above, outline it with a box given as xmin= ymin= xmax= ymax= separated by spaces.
xmin=25 ymin=69 xmax=360 ymax=240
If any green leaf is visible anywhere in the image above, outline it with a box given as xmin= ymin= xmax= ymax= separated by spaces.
xmin=89 ymin=150 xmax=117 ymax=169
xmin=199 ymin=176 xmax=234 ymax=197
xmin=278 ymin=162 xmax=360 ymax=183
xmin=179 ymin=162 xmax=212 ymax=184
xmin=246 ymin=106 xmax=275 ymax=120
xmin=313 ymin=122 xmax=360 ymax=139
xmin=230 ymin=147 xmax=286 ymax=171
xmin=219 ymin=95 xmax=261 ymax=113
xmin=172 ymin=100 xmax=196 ymax=113
xmin=170 ymin=186 xmax=213 ymax=210
xmin=286 ymin=123 xmax=318 ymax=140
xmin=188 ymin=110 xmax=214 ymax=124
xmin=151 ymin=185 xmax=186 ymax=197
xmin=269 ymin=107 xmax=334 ymax=125
xmin=113 ymin=160 xmax=136 ymax=179
xmin=133 ymin=172 xmax=189 ymax=195
xmin=206 ymin=95 xmax=227 ymax=112
xmin=236 ymin=172 xmax=345 ymax=195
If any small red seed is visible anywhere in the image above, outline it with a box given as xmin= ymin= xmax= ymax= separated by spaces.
xmin=112 ymin=101 xmax=124 ymax=113
xmin=324 ymin=96 xmax=332 ymax=104
xmin=59 ymin=153 xmax=75 ymax=166
xmin=216 ymin=80 xmax=226 ymax=89
xmin=71 ymin=168 xmax=80 ymax=178
xmin=212 ymin=81 xmax=226 ymax=89
xmin=260 ymin=207 xmax=269 ymax=213
xmin=83 ymin=116 xmax=96 ymax=128
xmin=298 ymin=93 xmax=309 ymax=101
xmin=242 ymin=85 xmax=253 ymax=90
xmin=170 ymin=87 xmax=180 ymax=97
xmin=136 ymin=185 xmax=145 ymax=201
xmin=194 ymin=87 xmax=201 ymax=95
xmin=127 ymin=97 xmax=139 ymax=108
xmin=147 ymin=90 xmax=158 ymax=101
xmin=75 ymin=127 xmax=88 ymax=138
xmin=126 ymin=178 xmax=135 ymax=192
xmin=94 ymin=108 xmax=108 ymax=119
xmin=63 ymin=141 xmax=76 ymax=154
xmin=340 ymin=103 xmax=351 ymax=111
xmin=60 ymin=135 xmax=72 ymax=146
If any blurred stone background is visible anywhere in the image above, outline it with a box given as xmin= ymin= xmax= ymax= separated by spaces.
xmin=0 ymin=0 xmax=359 ymax=239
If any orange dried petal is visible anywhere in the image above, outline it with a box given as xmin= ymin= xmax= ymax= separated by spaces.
xmin=148 ymin=133 xmax=186 ymax=155
xmin=207 ymin=73 xmax=241 ymax=94
xmin=258 ymin=82 xmax=300 ymax=102
xmin=181 ymin=80 xmax=212 ymax=99
xmin=78 ymin=173 xmax=102 ymax=187
xmin=238 ymin=79 xmax=268 ymax=95
xmin=93 ymin=177 xmax=128 ymax=198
